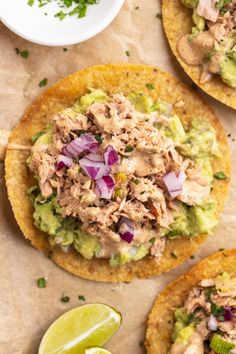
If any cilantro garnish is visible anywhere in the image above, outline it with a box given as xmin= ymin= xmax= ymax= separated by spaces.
xmin=39 ymin=78 xmax=48 ymax=87
xmin=125 ymin=145 xmax=134 ymax=153
xmin=95 ymin=134 xmax=103 ymax=144
xmin=78 ymin=295 xmax=86 ymax=301
xmin=146 ymin=83 xmax=155 ymax=90
xmin=15 ymin=48 xmax=30 ymax=59
xmin=55 ymin=11 xmax=67 ymax=20
xmin=214 ymin=172 xmax=227 ymax=180
xmin=27 ymin=0 xmax=35 ymax=6
xmin=125 ymin=50 xmax=130 ymax=57
xmin=215 ymin=0 xmax=231 ymax=9
xmin=27 ymin=0 xmax=98 ymax=20
xmin=37 ymin=277 xmax=46 ymax=288
xmin=211 ymin=303 xmax=224 ymax=320
xmin=156 ymin=12 xmax=162 ymax=20
xmin=61 ymin=294 xmax=70 ymax=302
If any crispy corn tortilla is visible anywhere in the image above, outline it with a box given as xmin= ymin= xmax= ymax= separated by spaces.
xmin=162 ymin=0 xmax=236 ymax=110
xmin=5 ymin=64 xmax=230 ymax=283
xmin=145 ymin=249 xmax=236 ymax=354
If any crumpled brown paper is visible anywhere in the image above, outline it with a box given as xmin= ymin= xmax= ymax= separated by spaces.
xmin=0 ymin=1 xmax=236 ymax=353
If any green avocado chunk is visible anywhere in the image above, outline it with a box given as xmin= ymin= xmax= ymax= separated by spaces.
xmin=168 ymin=202 xmax=218 ymax=238
xmin=172 ymin=308 xmax=195 ymax=344
xmin=181 ymin=0 xmax=199 ymax=8
xmin=128 ymin=93 xmax=153 ymax=113
xmin=220 ymin=57 xmax=236 ymax=89
xmin=192 ymin=9 xmax=205 ymax=31
xmin=73 ymin=88 xmax=109 ymax=113
xmin=110 ymin=245 xmax=149 ymax=267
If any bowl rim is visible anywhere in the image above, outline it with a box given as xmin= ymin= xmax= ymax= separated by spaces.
xmin=0 ymin=0 xmax=125 ymax=46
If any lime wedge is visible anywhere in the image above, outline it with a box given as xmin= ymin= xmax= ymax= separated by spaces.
xmin=85 ymin=348 xmax=112 ymax=354
xmin=38 ymin=304 xmax=121 ymax=354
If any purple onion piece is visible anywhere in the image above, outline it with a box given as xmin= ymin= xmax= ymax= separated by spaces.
xmin=120 ymin=231 xmax=134 ymax=244
xmin=79 ymin=154 xmax=110 ymax=180
xmin=224 ymin=307 xmax=234 ymax=322
xmin=104 ymin=145 xmax=119 ymax=166
xmin=95 ymin=175 xmax=115 ymax=199
xmin=56 ymin=154 xmax=73 ymax=170
xmin=62 ymin=133 xmax=99 ymax=158
xmin=118 ymin=217 xmax=134 ymax=244
xmin=163 ymin=170 xmax=186 ymax=198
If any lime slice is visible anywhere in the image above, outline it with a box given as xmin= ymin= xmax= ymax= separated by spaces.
xmin=38 ymin=304 xmax=121 ymax=354
xmin=85 ymin=348 xmax=112 ymax=354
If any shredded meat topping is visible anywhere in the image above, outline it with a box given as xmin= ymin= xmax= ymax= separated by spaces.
xmin=29 ymin=93 xmax=212 ymax=260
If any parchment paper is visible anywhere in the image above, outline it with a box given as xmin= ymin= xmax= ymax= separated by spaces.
xmin=0 ymin=1 xmax=236 ymax=353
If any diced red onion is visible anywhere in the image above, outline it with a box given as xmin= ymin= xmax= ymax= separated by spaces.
xmin=118 ymin=217 xmax=134 ymax=244
xmin=95 ymin=175 xmax=115 ymax=199
xmin=79 ymin=155 xmax=110 ymax=180
xmin=62 ymin=134 xmax=99 ymax=158
xmin=104 ymin=145 xmax=119 ymax=166
xmin=56 ymin=154 xmax=73 ymax=170
xmin=208 ymin=315 xmax=218 ymax=331
xmin=163 ymin=170 xmax=186 ymax=198
xmin=224 ymin=307 xmax=234 ymax=322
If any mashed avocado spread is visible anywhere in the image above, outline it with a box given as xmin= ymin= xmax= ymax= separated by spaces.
xmin=28 ymin=89 xmax=221 ymax=266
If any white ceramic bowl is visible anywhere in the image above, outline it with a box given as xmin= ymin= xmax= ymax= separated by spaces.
xmin=0 ymin=0 xmax=124 ymax=46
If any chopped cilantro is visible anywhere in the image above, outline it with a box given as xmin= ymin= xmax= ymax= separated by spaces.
xmin=146 ymin=83 xmax=155 ymax=90
xmin=39 ymin=78 xmax=48 ymax=87
xmin=37 ymin=277 xmax=46 ymax=288
xmin=63 ymin=48 xmax=68 ymax=51
xmin=27 ymin=0 xmax=35 ymax=6
xmin=149 ymin=238 xmax=155 ymax=245
xmin=125 ymin=145 xmax=134 ymax=153
xmin=189 ymin=255 xmax=195 ymax=259
xmin=15 ymin=48 xmax=30 ymax=59
xmin=204 ymin=287 xmax=216 ymax=301
xmin=156 ymin=12 xmax=162 ymax=19
xmin=214 ymin=172 xmax=227 ymax=180
xmin=28 ymin=0 xmax=98 ymax=20
xmin=125 ymin=50 xmax=130 ymax=57
xmin=55 ymin=10 xmax=67 ymax=20
xmin=211 ymin=303 xmax=224 ymax=321
xmin=78 ymin=295 xmax=86 ymax=301
xmin=95 ymin=134 xmax=103 ymax=144
xmin=219 ymin=248 xmax=225 ymax=251
xmin=61 ymin=294 xmax=70 ymax=302
xmin=215 ymin=0 xmax=231 ymax=9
